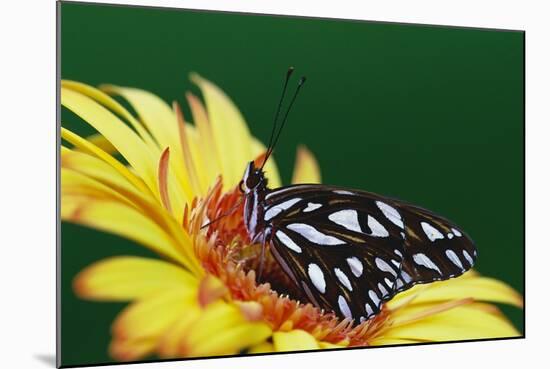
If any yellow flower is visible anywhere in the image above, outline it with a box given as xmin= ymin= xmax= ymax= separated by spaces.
xmin=60 ymin=73 xmax=523 ymax=362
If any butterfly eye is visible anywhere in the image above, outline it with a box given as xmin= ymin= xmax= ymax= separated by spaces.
xmin=246 ymin=173 xmax=261 ymax=189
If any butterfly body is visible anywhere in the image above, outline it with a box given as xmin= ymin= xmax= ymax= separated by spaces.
xmin=240 ymin=161 xmax=477 ymax=322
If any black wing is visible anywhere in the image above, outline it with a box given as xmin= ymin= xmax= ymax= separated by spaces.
xmin=262 ymin=184 xmax=477 ymax=322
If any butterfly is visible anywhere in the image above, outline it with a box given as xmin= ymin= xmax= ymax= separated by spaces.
xmin=237 ymin=68 xmax=477 ymax=323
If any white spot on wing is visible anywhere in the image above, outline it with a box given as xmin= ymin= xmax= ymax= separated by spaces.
xmin=384 ymin=277 xmax=394 ymax=289
xmin=365 ymin=303 xmax=374 ymax=317
xmin=328 ymin=209 xmax=362 ymax=233
xmin=367 ymin=215 xmax=389 ymax=237
xmin=394 ymin=249 xmax=403 ymax=257
xmin=264 ymin=198 xmax=302 ymax=221
xmin=338 ymin=295 xmax=352 ymax=320
xmin=401 ymin=270 xmax=412 ymax=283
xmin=368 ymin=289 xmax=381 ymax=307
xmin=308 ymin=263 xmax=326 ymax=293
xmin=275 ymin=230 xmax=302 ymax=253
xmin=375 ymin=257 xmax=398 ymax=277
xmin=463 ymin=250 xmax=474 ymax=266
xmin=287 ymin=223 xmax=345 ymax=245
xmin=334 ymin=268 xmax=353 ymax=291
xmin=396 ymin=278 xmax=404 ymax=289
xmin=346 ymin=257 xmax=363 ymax=277
xmin=378 ymin=282 xmax=388 ymax=297
xmin=446 ymin=249 xmax=463 ymax=269
xmin=376 ymin=201 xmax=404 ymax=229
xmin=334 ymin=190 xmax=354 ymax=195
xmin=413 ymin=253 xmax=442 ymax=274
xmin=421 ymin=221 xmax=445 ymax=242
xmin=447 ymin=232 xmax=454 ymax=239
xmin=452 ymin=228 xmax=462 ymax=237
xmin=303 ymin=202 xmax=322 ymax=212
xmin=265 ymin=185 xmax=309 ymax=200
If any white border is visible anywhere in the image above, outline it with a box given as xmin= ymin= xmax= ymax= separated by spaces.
xmin=2 ymin=1 xmax=548 ymax=369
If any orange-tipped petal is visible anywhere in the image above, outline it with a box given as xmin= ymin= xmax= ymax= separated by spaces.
xmin=235 ymin=301 xmax=264 ymax=322
xmin=158 ymin=147 xmax=172 ymax=213
xmin=198 ymin=275 xmax=228 ymax=307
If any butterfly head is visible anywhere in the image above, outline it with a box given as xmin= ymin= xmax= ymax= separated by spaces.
xmin=239 ymin=161 xmax=267 ymax=194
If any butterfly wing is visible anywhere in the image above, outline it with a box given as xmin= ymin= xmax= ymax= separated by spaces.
xmin=262 ymin=184 xmax=476 ymax=321
xmin=390 ymin=201 xmax=477 ymax=292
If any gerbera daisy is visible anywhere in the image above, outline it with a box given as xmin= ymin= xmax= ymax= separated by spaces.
xmin=60 ymin=73 xmax=523 ymax=361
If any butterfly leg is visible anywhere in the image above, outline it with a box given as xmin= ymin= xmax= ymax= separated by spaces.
xmin=254 ymin=229 xmax=271 ymax=283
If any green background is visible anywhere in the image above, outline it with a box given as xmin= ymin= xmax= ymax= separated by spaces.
xmin=60 ymin=1 xmax=524 ymax=366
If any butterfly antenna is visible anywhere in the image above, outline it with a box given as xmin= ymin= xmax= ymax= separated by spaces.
xmin=261 ymin=67 xmax=295 ymax=170
xmin=200 ymin=196 xmax=244 ymax=230
xmin=264 ymin=76 xmax=307 ymax=164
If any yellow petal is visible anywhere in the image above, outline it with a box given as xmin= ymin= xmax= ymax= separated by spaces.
xmin=174 ymin=101 xmax=204 ymax=194
xmin=158 ymin=307 xmax=202 ymax=358
xmin=112 ymin=289 xmax=196 ymax=341
xmin=61 ymin=86 xmax=159 ymax=197
xmin=74 ymin=256 xmax=197 ymax=301
xmin=182 ymin=301 xmax=248 ymax=344
xmin=380 ymin=304 xmax=520 ymax=342
xmin=62 ymin=80 xmax=158 ymax=149
xmin=248 ymin=341 xmax=275 ymax=354
xmin=186 ymin=92 xmax=221 ymax=187
xmin=273 ymin=330 xmax=321 ymax=351
xmin=388 ymin=275 xmax=523 ymax=309
xmin=368 ymin=337 xmax=424 ymax=346
xmin=82 ymin=133 xmax=118 ymax=155
xmin=179 ymin=301 xmax=271 ymax=357
xmin=191 ymin=73 xmax=253 ymax=188
xmin=109 ymin=338 xmax=157 ymax=362
xmin=158 ymin=147 xmax=173 ymax=213
xmin=61 ymin=193 xmax=189 ymax=266
xmin=62 ymin=127 xmax=152 ymax=197
xmin=101 ymin=84 xmax=194 ymax=203
xmin=61 ymin=146 xmax=137 ymax=200
xmin=318 ymin=341 xmax=347 ymax=349
xmin=291 ymin=145 xmax=321 ymax=184
xmin=389 ymin=298 xmax=474 ymax=326
xmin=62 ymin=165 xmax=202 ymax=275
xmin=189 ymin=322 xmax=272 ymax=357
xmin=62 ymin=167 xmax=134 ymax=206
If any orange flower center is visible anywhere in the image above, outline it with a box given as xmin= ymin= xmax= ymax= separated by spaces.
xmin=184 ymin=179 xmax=388 ymax=346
